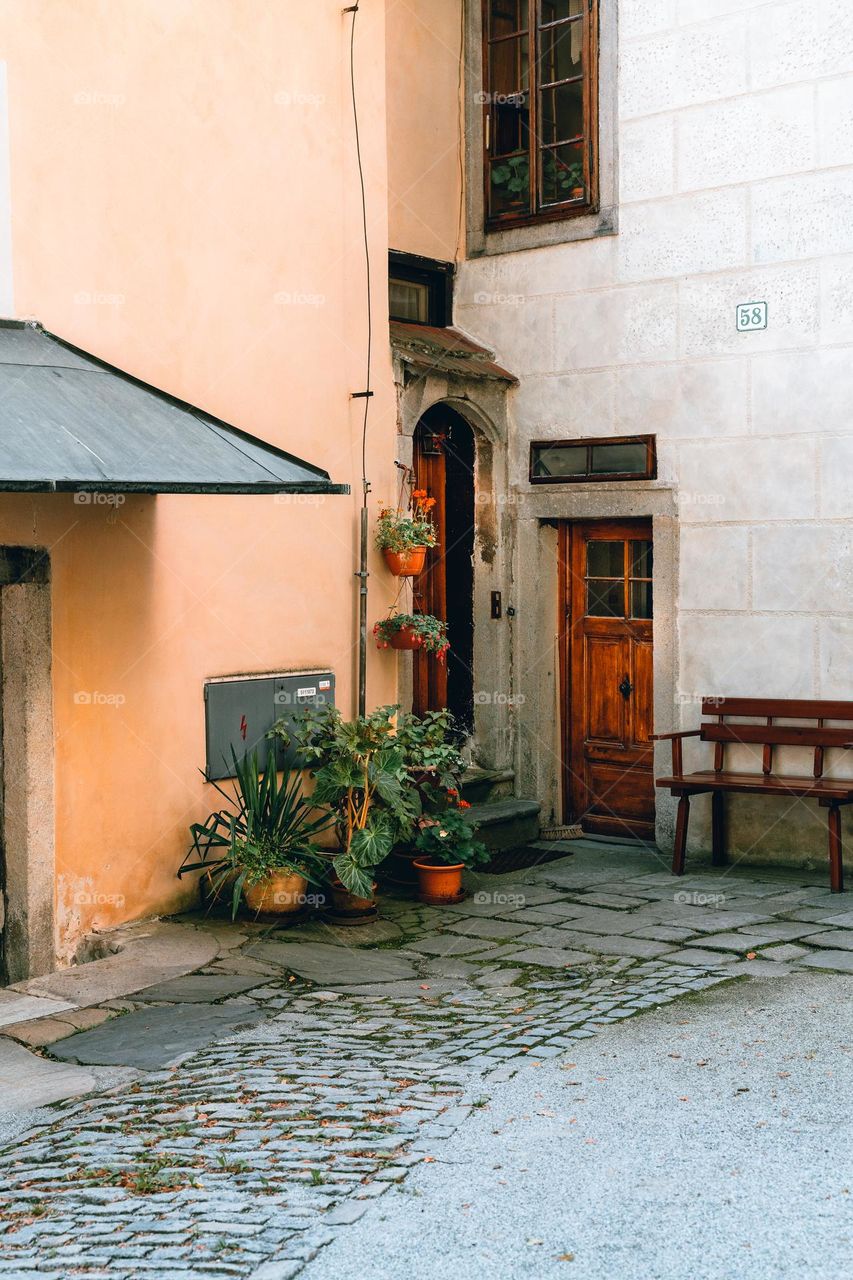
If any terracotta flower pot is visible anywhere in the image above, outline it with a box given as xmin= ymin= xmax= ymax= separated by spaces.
xmin=383 ymin=545 xmax=427 ymax=577
xmin=413 ymin=858 xmax=465 ymax=905
xmin=389 ymin=624 xmax=425 ymax=651
xmin=325 ymin=875 xmax=378 ymax=923
xmin=243 ymin=870 xmax=308 ymax=916
xmin=378 ymin=845 xmax=420 ymax=888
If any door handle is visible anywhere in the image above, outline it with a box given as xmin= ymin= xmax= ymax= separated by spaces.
xmin=618 ymin=675 xmax=633 ymax=700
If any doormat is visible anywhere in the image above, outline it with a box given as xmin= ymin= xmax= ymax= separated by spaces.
xmin=482 ymin=840 xmax=577 ymax=876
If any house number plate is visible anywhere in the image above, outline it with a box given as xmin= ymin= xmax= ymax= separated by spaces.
xmin=736 ymin=301 xmax=768 ymax=332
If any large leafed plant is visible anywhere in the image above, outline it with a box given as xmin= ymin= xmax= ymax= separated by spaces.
xmin=272 ymin=705 xmax=422 ymax=898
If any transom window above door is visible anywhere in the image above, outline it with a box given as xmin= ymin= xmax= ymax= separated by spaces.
xmin=530 ymin=435 xmax=657 ymax=483
xmin=483 ymin=0 xmax=599 ymax=229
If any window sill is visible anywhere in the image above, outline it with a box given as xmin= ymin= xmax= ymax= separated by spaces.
xmin=468 ymin=203 xmax=618 ymax=258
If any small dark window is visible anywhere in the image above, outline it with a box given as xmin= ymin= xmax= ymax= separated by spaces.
xmin=530 ymin=435 xmax=656 ymax=484
xmin=483 ymin=0 xmax=599 ymax=230
xmin=584 ymin=537 xmax=653 ymax=619
xmin=388 ymin=251 xmax=453 ymax=327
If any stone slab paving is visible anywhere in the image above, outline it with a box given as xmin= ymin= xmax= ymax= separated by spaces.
xmin=49 ymin=1001 xmax=271 ymax=1070
xmin=2 ymin=843 xmax=853 ymax=1277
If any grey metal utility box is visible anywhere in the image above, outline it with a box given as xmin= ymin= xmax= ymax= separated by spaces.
xmin=204 ymin=671 xmax=335 ymax=780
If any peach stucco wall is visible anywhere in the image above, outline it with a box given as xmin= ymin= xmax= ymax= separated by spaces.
xmin=0 ymin=0 xmax=400 ymax=961
xmin=385 ymin=0 xmax=463 ymax=262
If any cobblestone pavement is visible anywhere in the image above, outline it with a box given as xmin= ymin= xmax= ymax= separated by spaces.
xmin=1 ymin=844 xmax=850 ymax=1278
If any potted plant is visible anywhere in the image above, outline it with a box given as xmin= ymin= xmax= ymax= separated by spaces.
xmin=492 ymin=153 xmax=585 ymax=206
xmin=412 ymin=794 xmax=489 ymax=905
xmin=374 ymin=612 xmax=449 ymax=661
xmin=272 ymin=705 xmax=422 ymax=916
xmin=381 ymin=709 xmax=466 ymax=887
xmin=189 ymin=748 xmax=330 ymax=920
xmin=375 ymin=488 xmax=438 ymax=576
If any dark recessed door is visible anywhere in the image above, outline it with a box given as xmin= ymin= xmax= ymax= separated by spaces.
xmin=412 ymin=409 xmax=475 ymax=729
xmin=561 ymin=519 xmax=655 ymax=839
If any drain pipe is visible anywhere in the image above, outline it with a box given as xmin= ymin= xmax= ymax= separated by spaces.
xmin=356 ymin=487 xmax=370 ymax=717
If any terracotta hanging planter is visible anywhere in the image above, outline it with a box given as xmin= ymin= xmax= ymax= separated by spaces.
xmin=413 ymin=858 xmax=465 ymax=905
xmin=382 ymin=545 xmax=427 ymax=577
xmin=389 ymin=624 xmax=425 ymax=651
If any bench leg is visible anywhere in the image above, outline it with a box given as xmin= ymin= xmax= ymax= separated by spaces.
xmin=828 ymin=804 xmax=844 ymax=894
xmin=711 ymin=791 xmax=726 ymax=866
xmin=672 ymin=795 xmax=690 ymax=877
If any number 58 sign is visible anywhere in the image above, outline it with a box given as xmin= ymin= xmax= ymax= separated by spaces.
xmin=736 ymin=301 xmax=768 ymax=332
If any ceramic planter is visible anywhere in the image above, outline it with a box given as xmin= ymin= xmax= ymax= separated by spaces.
xmin=413 ymin=858 xmax=465 ymax=905
xmin=389 ymin=624 xmax=425 ymax=651
xmin=326 ymin=875 xmax=378 ymax=923
xmin=243 ymin=869 xmax=308 ymax=916
xmin=379 ymin=845 xmax=420 ymax=888
xmin=382 ymin=545 xmax=427 ymax=577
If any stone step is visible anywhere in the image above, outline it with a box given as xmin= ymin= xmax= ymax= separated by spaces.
xmin=460 ymin=767 xmax=515 ymax=804
xmin=465 ymin=797 xmax=541 ymax=852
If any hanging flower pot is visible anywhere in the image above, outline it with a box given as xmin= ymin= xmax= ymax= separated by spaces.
xmin=382 ymin=545 xmax=428 ymax=577
xmin=390 ymin=624 xmax=424 ymax=650
xmin=375 ymin=490 xmax=438 ymax=569
xmin=373 ymin=613 xmax=449 ymax=661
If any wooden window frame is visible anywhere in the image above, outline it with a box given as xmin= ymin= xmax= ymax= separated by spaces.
xmin=529 ymin=435 xmax=657 ymax=484
xmin=388 ymin=251 xmax=454 ymax=328
xmin=482 ymin=0 xmax=599 ymax=233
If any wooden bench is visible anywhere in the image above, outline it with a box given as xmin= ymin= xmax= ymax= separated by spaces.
xmin=652 ymin=698 xmax=853 ymax=893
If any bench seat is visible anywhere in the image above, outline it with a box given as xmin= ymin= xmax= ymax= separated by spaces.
xmin=652 ymin=698 xmax=853 ymax=892
xmin=657 ymin=771 xmax=853 ymax=802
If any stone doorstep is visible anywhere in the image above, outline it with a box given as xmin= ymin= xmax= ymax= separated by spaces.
xmin=0 ymin=990 xmax=78 ymax=1031
xmin=7 ymin=919 xmax=222 ymax=1010
xmin=2 ymin=1006 xmax=117 ymax=1048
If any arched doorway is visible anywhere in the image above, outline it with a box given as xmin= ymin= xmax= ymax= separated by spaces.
xmin=412 ymin=404 xmax=475 ymax=733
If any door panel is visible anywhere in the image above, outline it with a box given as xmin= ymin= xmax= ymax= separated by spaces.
xmin=562 ymin=519 xmax=655 ymax=838
xmin=584 ymin=633 xmax=625 ymax=746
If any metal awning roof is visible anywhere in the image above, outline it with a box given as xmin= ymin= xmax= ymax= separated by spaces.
xmin=0 ymin=322 xmax=350 ymax=494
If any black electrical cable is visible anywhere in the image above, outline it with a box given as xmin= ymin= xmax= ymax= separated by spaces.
xmin=346 ymin=0 xmax=372 ymax=717
xmin=348 ymin=0 xmax=371 ymax=502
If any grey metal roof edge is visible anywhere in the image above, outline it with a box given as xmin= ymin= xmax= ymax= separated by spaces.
xmin=19 ymin=321 xmax=349 ymax=491
xmin=0 ymin=479 xmax=351 ymax=495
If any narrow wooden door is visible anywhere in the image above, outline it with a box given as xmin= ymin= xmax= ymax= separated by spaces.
xmin=412 ymin=427 xmax=448 ymax=715
xmin=561 ymin=519 xmax=655 ymax=839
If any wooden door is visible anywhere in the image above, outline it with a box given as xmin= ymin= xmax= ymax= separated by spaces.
xmin=561 ymin=519 xmax=655 ymax=838
xmin=412 ymin=427 xmax=448 ymax=714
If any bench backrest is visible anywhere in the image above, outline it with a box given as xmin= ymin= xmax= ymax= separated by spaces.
xmin=698 ymin=698 xmax=853 ymax=778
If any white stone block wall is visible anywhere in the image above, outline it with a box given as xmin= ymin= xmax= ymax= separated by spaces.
xmin=457 ymin=0 xmax=853 ymax=714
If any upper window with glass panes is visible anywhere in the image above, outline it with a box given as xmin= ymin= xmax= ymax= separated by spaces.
xmin=482 ymin=0 xmax=598 ymax=230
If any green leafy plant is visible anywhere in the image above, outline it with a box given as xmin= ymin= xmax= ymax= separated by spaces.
xmin=375 ymin=490 xmax=438 ymax=553
xmin=414 ymin=795 xmax=489 ymax=868
xmin=189 ymin=748 xmax=331 ymax=918
xmin=273 ymin=705 xmax=422 ymax=899
xmin=490 ymin=154 xmax=530 ymax=196
xmin=491 ymin=153 xmax=584 ymax=201
xmin=394 ymin=708 xmax=465 ymax=790
xmin=373 ymin=612 xmax=449 ymax=661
